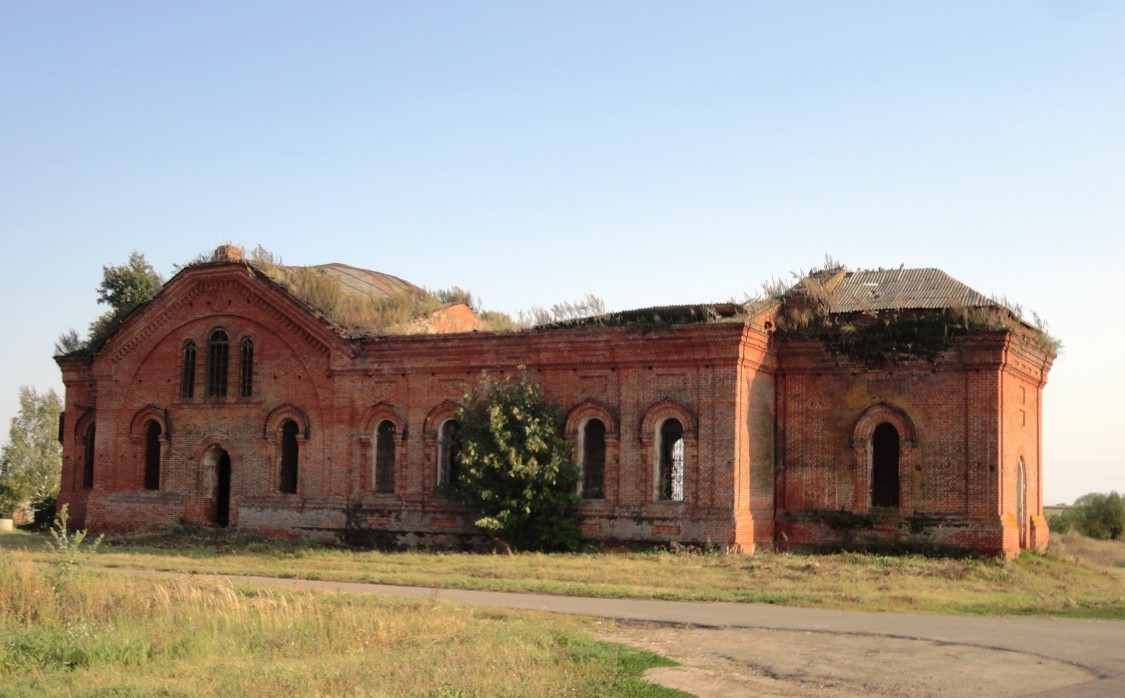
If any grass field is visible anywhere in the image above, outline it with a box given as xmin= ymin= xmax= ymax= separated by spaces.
xmin=2 ymin=526 xmax=1122 ymax=619
xmin=0 ymin=546 xmax=686 ymax=697
xmin=2 ymin=527 xmax=1122 ymax=696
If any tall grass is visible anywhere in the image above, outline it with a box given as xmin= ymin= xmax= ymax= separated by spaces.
xmin=0 ymin=549 xmax=683 ymax=697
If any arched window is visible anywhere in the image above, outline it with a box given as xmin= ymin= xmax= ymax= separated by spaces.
xmin=581 ymin=419 xmax=606 ymax=499
xmin=437 ymin=419 xmax=460 ymax=487
xmin=279 ymin=419 xmax=299 ymax=494
xmin=1017 ymin=457 xmax=1027 ymax=547
xmin=82 ymin=423 xmax=96 ymax=489
xmin=180 ymin=340 xmax=196 ymax=398
xmin=374 ymin=420 xmax=396 ymax=494
xmin=143 ymin=420 xmax=161 ymax=490
xmin=658 ymin=419 xmax=685 ymax=502
xmin=206 ymin=329 xmax=229 ymax=397
xmin=871 ymin=422 xmax=900 ymax=508
xmin=238 ymin=337 xmax=254 ymax=397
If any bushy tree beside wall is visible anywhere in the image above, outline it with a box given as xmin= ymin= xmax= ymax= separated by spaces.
xmin=1049 ymin=492 xmax=1125 ymax=540
xmin=451 ymin=371 xmax=581 ymax=551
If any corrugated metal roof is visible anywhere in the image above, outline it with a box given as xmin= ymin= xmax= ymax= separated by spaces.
xmin=294 ymin=263 xmax=421 ymax=300
xmin=828 ymin=268 xmax=992 ymax=313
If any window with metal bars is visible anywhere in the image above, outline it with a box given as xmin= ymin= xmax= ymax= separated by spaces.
xmin=206 ymin=329 xmax=229 ymax=397
xmin=581 ymin=419 xmax=606 ymax=499
xmin=374 ymin=420 xmax=395 ymax=494
xmin=180 ymin=340 xmax=196 ymax=398
xmin=238 ymin=337 xmax=254 ymax=397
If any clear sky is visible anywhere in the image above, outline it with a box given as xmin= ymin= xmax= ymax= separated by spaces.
xmin=1 ymin=1 xmax=1121 ymax=504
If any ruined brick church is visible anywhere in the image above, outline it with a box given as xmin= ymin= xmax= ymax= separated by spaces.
xmin=56 ymin=247 xmax=1056 ymax=558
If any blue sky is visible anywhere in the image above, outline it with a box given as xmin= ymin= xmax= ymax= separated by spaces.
xmin=2 ymin=1 xmax=1121 ymax=504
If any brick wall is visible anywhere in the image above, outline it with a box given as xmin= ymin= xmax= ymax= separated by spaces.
xmin=55 ymin=262 xmax=1055 ymax=557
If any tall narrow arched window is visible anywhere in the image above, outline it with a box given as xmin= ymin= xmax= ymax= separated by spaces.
xmin=239 ymin=337 xmax=254 ymax=397
xmin=437 ymin=419 xmax=460 ymax=488
xmin=206 ymin=329 xmax=229 ymax=397
xmin=1017 ymin=457 xmax=1027 ymax=547
xmin=143 ymin=420 xmax=161 ymax=490
xmin=871 ymin=422 xmax=900 ymax=508
xmin=279 ymin=419 xmax=299 ymax=494
xmin=581 ymin=419 xmax=606 ymax=499
xmin=374 ymin=420 xmax=396 ymax=494
xmin=180 ymin=341 xmax=196 ymax=398
xmin=658 ymin=419 xmax=685 ymax=502
xmin=82 ymin=423 xmax=96 ymax=489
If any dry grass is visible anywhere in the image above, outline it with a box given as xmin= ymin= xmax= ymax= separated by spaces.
xmin=1045 ymin=533 xmax=1125 ymax=569
xmin=0 ymin=547 xmax=683 ymax=697
xmin=4 ymin=529 xmax=1121 ymax=619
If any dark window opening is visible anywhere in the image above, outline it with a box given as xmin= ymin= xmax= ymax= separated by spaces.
xmin=143 ymin=420 xmax=161 ymax=490
xmin=180 ymin=340 xmax=196 ymax=398
xmin=871 ymin=422 xmax=900 ymax=508
xmin=83 ymin=423 xmax=96 ymax=489
xmin=374 ymin=420 xmax=396 ymax=494
xmin=279 ymin=420 xmax=299 ymax=494
xmin=238 ymin=338 xmax=254 ymax=397
xmin=658 ymin=419 xmax=685 ymax=501
xmin=206 ymin=329 xmax=229 ymax=397
xmin=438 ymin=420 xmax=460 ymax=487
xmin=581 ymin=419 xmax=606 ymax=499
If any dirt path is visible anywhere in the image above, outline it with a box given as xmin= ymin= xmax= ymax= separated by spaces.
xmin=604 ymin=622 xmax=1097 ymax=697
xmin=129 ymin=570 xmax=1125 ymax=697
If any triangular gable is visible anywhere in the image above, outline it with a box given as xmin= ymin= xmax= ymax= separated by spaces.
xmin=99 ymin=262 xmax=353 ymax=365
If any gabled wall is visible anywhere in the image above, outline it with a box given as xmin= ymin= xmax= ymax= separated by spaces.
xmin=57 ymin=262 xmax=771 ymax=550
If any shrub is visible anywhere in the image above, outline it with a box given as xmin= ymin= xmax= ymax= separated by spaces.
xmin=1049 ymin=492 xmax=1124 ymax=540
xmin=450 ymin=370 xmax=581 ymax=551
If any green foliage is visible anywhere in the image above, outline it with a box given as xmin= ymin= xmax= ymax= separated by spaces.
xmin=451 ymin=371 xmax=581 ymax=551
xmin=52 ymin=328 xmax=84 ymax=356
xmin=86 ymin=251 xmax=164 ymax=347
xmin=0 ymin=387 xmax=63 ymax=516
xmin=45 ymin=504 xmax=103 ymax=590
xmin=96 ymin=251 xmax=164 ymax=312
xmin=1049 ymin=492 xmax=1125 ymax=540
xmin=47 ymin=504 xmax=104 ymax=562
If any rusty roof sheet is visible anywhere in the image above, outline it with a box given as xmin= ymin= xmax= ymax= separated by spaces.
xmin=828 ymin=268 xmax=992 ymax=313
xmin=294 ymin=263 xmax=421 ymax=300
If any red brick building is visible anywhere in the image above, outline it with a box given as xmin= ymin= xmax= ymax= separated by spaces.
xmin=55 ymin=251 xmax=1056 ymax=558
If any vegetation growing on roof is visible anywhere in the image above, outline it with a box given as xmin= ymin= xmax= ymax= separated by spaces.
xmin=55 ymin=251 xmax=164 ymax=355
xmin=758 ymin=258 xmax=1061 ymax=365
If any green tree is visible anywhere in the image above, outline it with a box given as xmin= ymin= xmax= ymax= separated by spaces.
xmin=1049 ymin=492 xmax=1125 ymax=540
xmin=0 ymin=387 xmax=63 ymax=516
xmin=451 ymin=371 xmax=581 ymax=551
xmin=87 ymin=251 xmax=164 ymax=346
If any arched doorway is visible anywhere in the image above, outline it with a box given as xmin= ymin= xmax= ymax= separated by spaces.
xmin=202 ymin=446 xmax=233 ymax=527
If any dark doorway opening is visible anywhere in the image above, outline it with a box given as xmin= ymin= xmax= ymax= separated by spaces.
xmin=871 ymin=422 xmax=900 ymax=508
xmin=216 ymin=451 xmax=232 ymax=527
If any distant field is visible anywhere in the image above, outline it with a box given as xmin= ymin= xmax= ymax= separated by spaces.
xmin=2 ymin=527 xmax=1122 ymax=619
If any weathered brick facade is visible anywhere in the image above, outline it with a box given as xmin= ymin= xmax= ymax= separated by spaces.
xmin=56 ymin=259 xmax=1055 ymax=558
